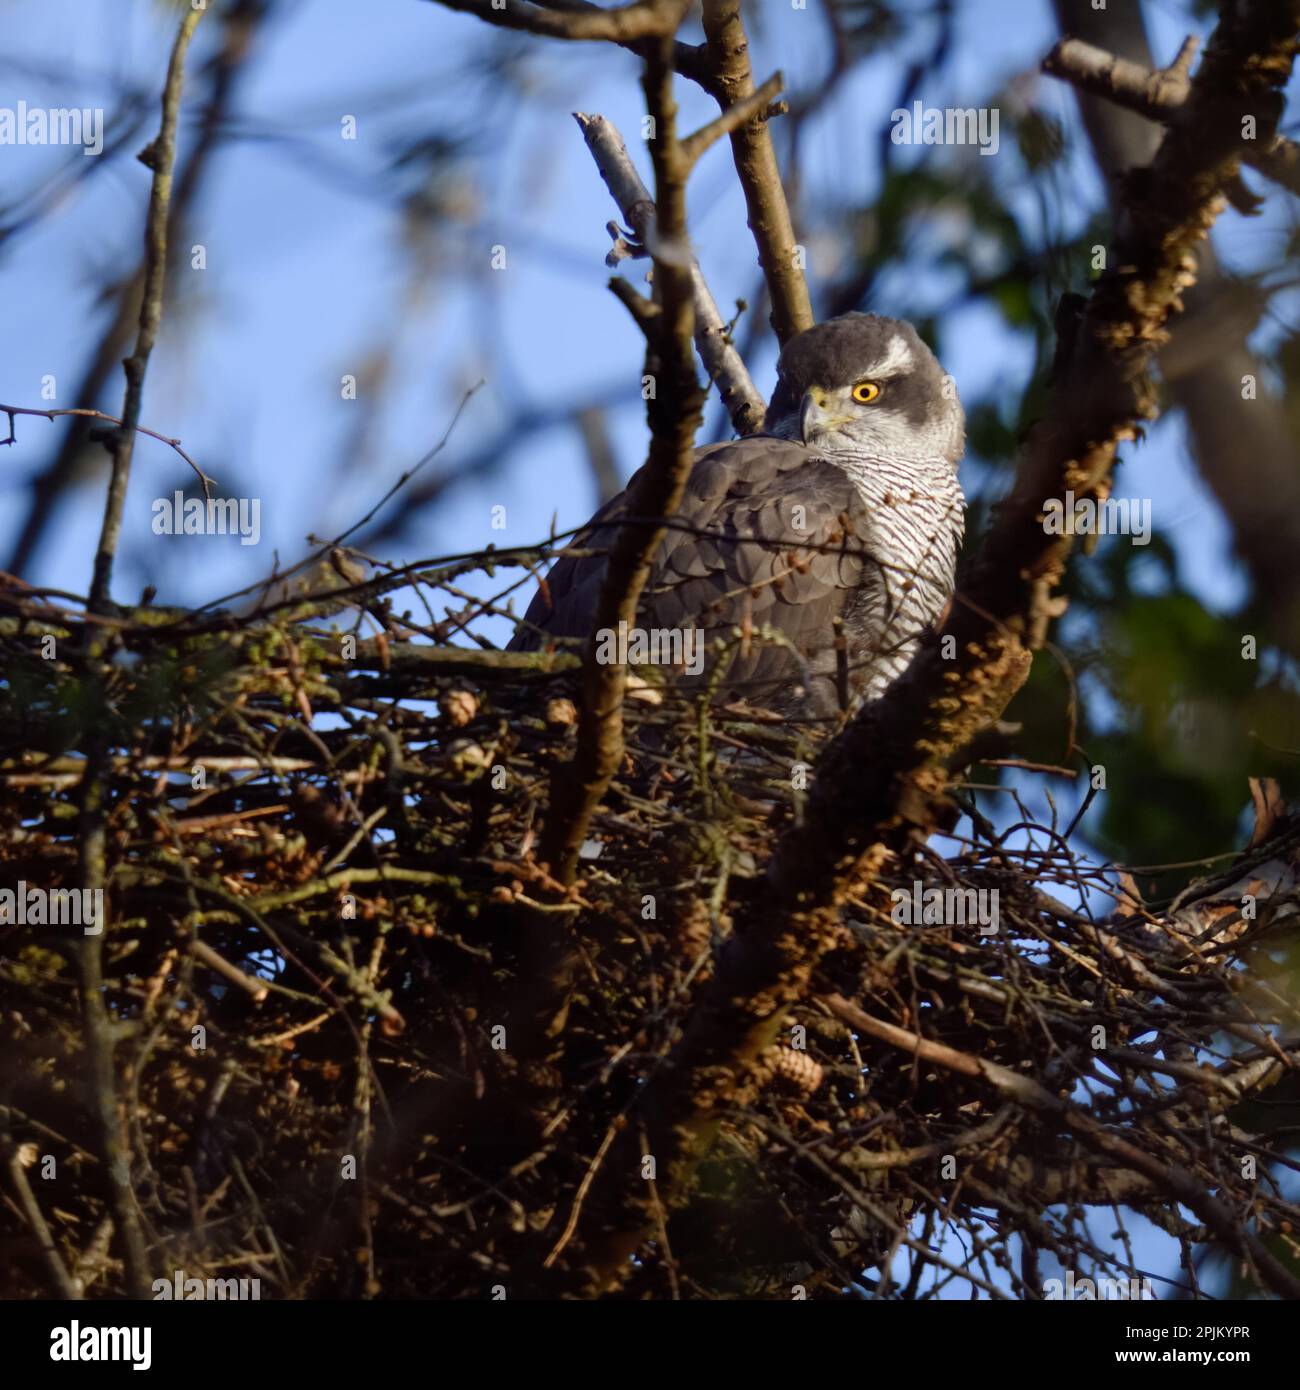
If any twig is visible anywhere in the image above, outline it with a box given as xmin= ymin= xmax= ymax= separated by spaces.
xmin=542 ymin=1118 xmax=621 ymax=1268
xmin=824 ymin=994 xmax=1300 ymax=1300
xmin=679 ymin=73 xmax=784 ymax=167
xmin=0 ymin=404 xmax=216 ymax=498
xmin=189 ymin=939 xmax=270 ymax=1003
xmin=7 ymin=2 xmax=266 ymax=579
xmin=1 ymin=1126 xmax=80 ymax=1298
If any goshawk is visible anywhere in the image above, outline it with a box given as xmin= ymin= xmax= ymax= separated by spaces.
xmin=510 ymin=313 xmax=965 ymax=716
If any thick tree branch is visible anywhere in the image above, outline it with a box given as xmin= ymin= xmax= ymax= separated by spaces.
xmin=700 ymin=0 xmax=814 ymax=345
xmin=532 ymin=0 xmax=710 ymax=82
xmin=1051 ymin=0 xmax=1300 ymax=659
xmin=1045 ymin=34 xmax=1300 ymax=198
xmin=433 ymin=0 xmax=689 ymax=43
xmin=540 ymin=44 xmax=706 ymax=887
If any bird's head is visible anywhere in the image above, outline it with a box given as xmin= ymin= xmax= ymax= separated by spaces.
xmin=765 ymin=312 xmax=964 ymax=469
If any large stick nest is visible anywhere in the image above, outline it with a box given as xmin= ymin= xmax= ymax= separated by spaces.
xmin=2 ymin=560 xmax=1298 ymax=1299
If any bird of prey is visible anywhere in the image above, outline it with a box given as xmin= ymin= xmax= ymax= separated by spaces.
xmin=510 ymin=313 xmax=965 ymax=716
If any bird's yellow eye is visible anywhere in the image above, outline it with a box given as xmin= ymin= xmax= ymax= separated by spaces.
xmin=852 ymin=380 xmax=882 ymax=404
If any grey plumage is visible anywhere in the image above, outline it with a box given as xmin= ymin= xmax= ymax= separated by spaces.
xmin=509 ymin=313 xmax=966 ymax=716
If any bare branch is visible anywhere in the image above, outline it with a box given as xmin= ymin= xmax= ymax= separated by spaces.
xmin=77 ymin=3 xmax=207 ymax=1301
xmin=189 ymin=939 xmax=270 ymax=1003
xmin=432 ymin=0 xmax=689 ymax=43
xmin=825 ymin=994 xmax=1300 ymax=1300
xmin=575 ymin=110 xmax=766 ymax=434
xmin=680 ymin=72 xmax=783 ymax=167
xmin=1 ymin=1124 xmax=80 ymax=1298
xmin=88 ymin=9 xmax=205 ymax=612
xmin=1045 ymin=34 xmax=1300 ymax=198
xmin=607 ymin=273 xmax=662 ymax=334
xmin=700 ymin=0 xmax=813 ymax=345
xmin=1 ymin=402 xmax=216 ymax=499
xmin=530 ymin=0 xmax=711 ymax=83
xmin=1046 ymin=34 xmax=1202 ymax=112
xmin=7 ymin=3 xmax=267 ymax=578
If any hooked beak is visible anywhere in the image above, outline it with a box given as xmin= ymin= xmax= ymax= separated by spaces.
xmin=799 ymin=386 xmax=831 ymax=446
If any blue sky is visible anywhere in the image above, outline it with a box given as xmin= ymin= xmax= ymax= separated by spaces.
xmin=2 ymin=0 xmax=1290 ymax=626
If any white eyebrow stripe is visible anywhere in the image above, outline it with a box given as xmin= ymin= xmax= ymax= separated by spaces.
xmin=865 ymin=335 xmax=915 ymax=379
